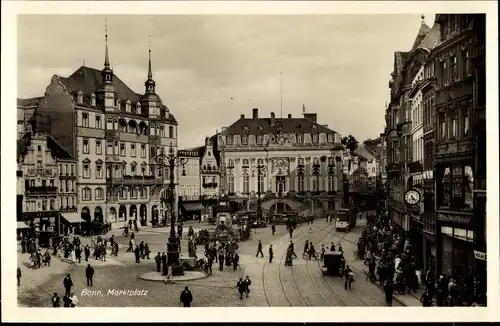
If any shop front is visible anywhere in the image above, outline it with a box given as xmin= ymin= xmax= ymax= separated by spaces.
xmin=439 ymin=225 xmax=474 ymax=278
xmin=180 ymin=201 xmax=203 ymax=222
xmin=23 ymin=211 xmax=61 ymax=246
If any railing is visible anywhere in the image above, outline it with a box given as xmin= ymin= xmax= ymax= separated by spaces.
xmin=202 ymin=182 xmax=218 ymax=188
xmin=26 ymin=186 xmax=58 ymax=195
xmin=108 ymin=175 xmax=163 ymax=185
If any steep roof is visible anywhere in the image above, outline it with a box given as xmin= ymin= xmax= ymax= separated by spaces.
xmin=17 ymin=97 xmax=43 ymax=108
xmin=221 ymin=117 xmax=336 ymax=135
xmin=411 ymin=22 xmax=431 ymax=52
xmin=17 ymin=132 xmax=75 ymax=161
xmin=417 ymin=22 xmax=441 ymax=52
xmin=353 ymin=145 xmax=375 ymax=162
xmin=61 ymin=66 xmax=142 ymax=103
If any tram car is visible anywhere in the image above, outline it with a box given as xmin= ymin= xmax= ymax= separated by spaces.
xmin=334 ymin=208 xmax=356 ymax=232
xmin=322 ymin=251 xmax=343 ymax=276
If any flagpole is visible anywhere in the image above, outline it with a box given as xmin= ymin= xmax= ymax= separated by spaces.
xmin=280 ymin=72 xmax=283 ymax=119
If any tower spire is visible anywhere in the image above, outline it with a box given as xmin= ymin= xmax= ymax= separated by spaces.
xmin=421 ymin=14 xmax=425 ymax=24
xmin=104 ymin=18 xmax=110 ymax=68
xmin=148 ymin=34 xmax=153 ymax=79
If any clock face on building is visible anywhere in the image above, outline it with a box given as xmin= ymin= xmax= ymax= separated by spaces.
xmin=404 ymin=189 xmax=421 ymax=206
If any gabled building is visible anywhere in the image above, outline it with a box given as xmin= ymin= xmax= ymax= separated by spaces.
xmin=17 ymin=32 xmax=179 ymax=228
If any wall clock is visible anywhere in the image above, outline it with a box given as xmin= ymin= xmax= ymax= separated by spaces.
xmin=404 ymin=189 xmax=421 ymax=205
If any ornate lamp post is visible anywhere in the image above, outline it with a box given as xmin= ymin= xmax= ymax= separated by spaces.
xmin=251 ymin=163 xmax=267 ymax=222
xmin=154 ymin=146 xmax=188 ymax=276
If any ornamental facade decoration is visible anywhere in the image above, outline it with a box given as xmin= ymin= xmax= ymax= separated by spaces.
xmin=271 ymin=157 xmax=290 ymax=175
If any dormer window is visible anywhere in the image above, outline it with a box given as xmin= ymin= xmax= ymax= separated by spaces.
xmin=312 ymin=124 xmax=317 ymax=130
xmin=297 ymin=133 xmax=304 ymax=144
xmin=90 ymin=93 xmax=96 ymax=106
xmin=327 ymin=133 xmax=334 ymax=143
xmin=243 ymin=126 xmax=249 ymax=133
xmin=116 ymin=99 xmax=121 ymax=109
xmin=226 ymin=135 xmax=233 ymax=145
xmin=77 ymin=91 xmax=83 ymax=104
xmin=312 ymin=133 xmax=319 ymax=144
xmin=258 ymin=125 xmax=263 ymax=133
xmin=136 ymin=103 xmax=141 ymax=114
xmin=256 ymin=134 xmax=263 ymax=145
xmin=242 ymin=134 xmax=249 ymax=145
xmin=126 ymin=100 xmax=131 ymax=112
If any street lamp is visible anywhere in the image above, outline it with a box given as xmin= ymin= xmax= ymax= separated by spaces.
xmin=251 ymin=163 xmax=267 ymax=222
xmin=154 ymin=146 xmax=188 ymax=276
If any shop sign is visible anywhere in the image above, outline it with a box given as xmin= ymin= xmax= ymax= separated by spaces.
xmin=473 ymin=250 xmax=486 ymax=261
xmin=422 ymin=170 xmax=434 ymax=180
xmin=436 ymin=212 xmax=472 ymax=225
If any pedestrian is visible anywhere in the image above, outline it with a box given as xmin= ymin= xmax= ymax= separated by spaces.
xmin=237 ymin=277 xmax=246 ymax=300
xmin=84 ymin=245 xmax=90 ymax=262
xmin=218 ymin=252 xmax=224 ymax=271
xmin=145 ymin=243 xmax=150 ymax=259
xmin=330 ymin=242 xmax=336 ymax=251
xmin=51 ymin=293 xmax=61 ymax=307
xmin=16 ymin=267 xmax=22 ymax=286
xmin=232 ymin=253 xmax=239 ymax=272
xmin=166 ymin=265 xmax=173 ymax=284
xmin=155 ymin=252 xmax=161 ymax=273
xmin=180 ymin=286 xmax=193 ymax=307
xmin=63 ymin=294 xmax=72 ymax=307
xmin=289 ymin=241 xmax=298 ymax=259
xmin=421 ymin=288 xmax=433 ymax=307
xmin=308 ymin=244 xmax=318 ymax=260
xmin=243 ymin=275 xmax=252 ymax=298
xmin=384 ymin=281 xmax=394 ymax=306
xmin=69 ymin=292 xmax=78 ymax=307
xmin=206 ymin=256 xmax=213 ymax=275
xmin=114 ymin=242 xmax=119 ymax=257
xmin=101 ymin=244 xmax=107 ymax=262
xmin=161 ymin=252 xmax=168 ymax=275
xmin=256 ymin=240 xmax=264 ymax=258
xmin=63 ymin=274 xmax=73 ymax=296
xmin=320 ymin=244 xmax=326 ymax=261
xmin=271 ymin=223 xmax=276 ymax=235
xmin=269 ymin=244 xmax=274 ymax=263
xmin=140 ymin=241 xmax=145 ymax=258
xmin=303 ymin=240 xmax=309 ymax=258
xmin=85 ymin=264 xmax=94 ymax=286
xmin=134 ymin=246 xmax=140 ymax=263
xmin=75 ymin=246 xmax=82 ymax=264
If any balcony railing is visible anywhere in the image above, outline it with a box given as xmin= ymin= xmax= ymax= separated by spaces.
xmin=202 ymin=182 xmax=218 ymax=188
xmin=107 ymin=175 xmax=162 ymax=185
xmin=26 ymin=186 xmax=58 ymax=195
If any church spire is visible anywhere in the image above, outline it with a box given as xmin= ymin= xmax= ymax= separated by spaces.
xmin=145 ymin=34 xmax=156 ymax=94
xmin=104 ymin=18 xmax=110 ymax=68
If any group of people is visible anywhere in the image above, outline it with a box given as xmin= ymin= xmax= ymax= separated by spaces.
xmin=359 ymin=214 xmax=484 ymax=307
xmin=202 ymin=238 xmax=240 ymax=274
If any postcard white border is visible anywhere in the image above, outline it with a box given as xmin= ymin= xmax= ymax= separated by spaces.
xmin=2 ymin=1 xmax=499 ymax=323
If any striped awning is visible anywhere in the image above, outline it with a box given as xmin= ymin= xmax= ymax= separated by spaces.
xmin=61 ymin=212 xmax=86 ymax=223
xmin=182 ymin=202 xmax=203 ymax=212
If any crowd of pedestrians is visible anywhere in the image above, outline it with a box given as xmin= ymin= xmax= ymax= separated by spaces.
xmin=358 ymin=214 xmax=485 ymax=307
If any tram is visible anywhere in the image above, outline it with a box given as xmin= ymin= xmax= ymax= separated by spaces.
xmin=334 ymin=208 xmax=356 ymax=232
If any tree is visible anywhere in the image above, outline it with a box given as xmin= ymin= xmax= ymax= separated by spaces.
xmin=363 ymin=137 xmax=381 ymax=147
xmin=341 ymin=135 xmax=359 ymax=152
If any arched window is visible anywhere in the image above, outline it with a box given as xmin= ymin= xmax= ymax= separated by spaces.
xmin=95 ymin=187 xmax=104 ymax=200
xmin=82 ymin=187 xmax=92 ymax=201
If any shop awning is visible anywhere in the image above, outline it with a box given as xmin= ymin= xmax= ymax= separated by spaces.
xmin=407 ymin=161 xmax=423 ymax=174
xmin=17 ymin=221 xmax=31 ymax=229
xmin=183 ymin=202 xmax=203 ymax=212
xmin=61 ymin=212 xmax=86 ymax=224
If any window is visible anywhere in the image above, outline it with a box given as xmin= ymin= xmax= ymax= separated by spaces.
xmin=328 ymin=174 xmax=335 ymax=192
xmin=228 ymin=174 xmax=235 ymax=194
xmin=463 ymin=114 xmax=469 ymax=136
xmin=42 ymin=200 xmax=47 ymax=211
xmin=131 ymin=144 xmax=136 ymax=157
xmin=114 ymin=141 xmax=119 ymax=154
xmin=297 ymin=175 xmax=304 ymax=192
xmin=107 ymin=117 xmax=113 ymax=129
xmin=83 ymin=139 xmax=89 ymax=154
xmin=169 ymin=126 xmax=174 ymax=138
xmin=82 ymin=113 xmax=89 ymax=127
xmin=150 ymin=146 xmax=157 ymax=158
xmin=328 ymin=157 xmax=334 ymax=166
xmin=463 ymin=50 xmax=470 ymax=76
xmin=258 ymin=174 xmax=265 ymax=193
xmin=83 ymin=164 xmax=90 ymax=178
xmin=160 ymin=126 xmax=165 ymax=137
xmin=49 ymin=199 xmax=54 ymax=210
xmin=312 ymin=175 xmax=320 ymax=192
xmin=141 ymin=167 xmax=146 ymax=176
xmin=95 ymin=188 xmax=104 ymax=200
xmin=312 ymin=134 xmax=319 ymax=144
xmin=107 ymin=142 xmax=113 ymax=155
xmin=226 ymin=135 xmax=233 ymax=145
xmin=120 ymin=143 xmax=126 ymax=156
xmin=257 ymin=134 xmax=263 ymax=145
xmin=130 ymin=188 xmax=138 ymax=199
xmin=327 ymin=134 xmax=334 ymax=143
xmin=450 ymin=117 xmax=457 ymax=139
xmin=141 ymin=145 xmax=146 ymax=158
xmin=131 ymin=165 xmax=136 ymax=176
xmin=242 ymin=135 xmax=248 ymax=145
xmin=95 ymin=140 xmax=102 ymax=155
xmin=95 ymin=115 xmax=101 ymax=129
xmin=120 ymin=188 xmax=127 ymax=199
xmin=242 ymin=159 xmax=249 ymax=166
xmin=96 ymin=164 xmax=103 ymax=179
xmin=296 ymin=134 xmax=303 ymax=144
xmin=440 ymin=115 xmax=446 ymax=140
xmin=82 ymin=188 xmax=91 ymax=201
xmin=440 ymin=61 xmax=448 ymax=87
xmin=451 ymin=56 xmax=458 ymax=81
xmin=228 ymin=159 xmax=234 ymax=168
xmin=257 ymin=158 xmax=264 ymax=165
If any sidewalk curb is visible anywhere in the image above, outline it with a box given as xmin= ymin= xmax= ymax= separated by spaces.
xmin=362 ymin=269 xmax=407 ymax=307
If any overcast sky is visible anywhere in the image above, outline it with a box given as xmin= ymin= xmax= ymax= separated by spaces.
xmin=18 ymin=14 xmax=435 ymax=149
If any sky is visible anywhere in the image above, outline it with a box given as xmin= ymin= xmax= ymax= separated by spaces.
xmin=17 ymin=14 xmax=435 ymax=149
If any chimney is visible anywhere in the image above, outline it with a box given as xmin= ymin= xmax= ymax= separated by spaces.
xmin=252 ymin=108 xmax=258 ymax=119
xmin=240 ymin=114 xmax=245 ymax=119
xmin=270 ymin=112 xmax=275 ymax=126
xmin=288 ymin=114 xmax=292 ymax=119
